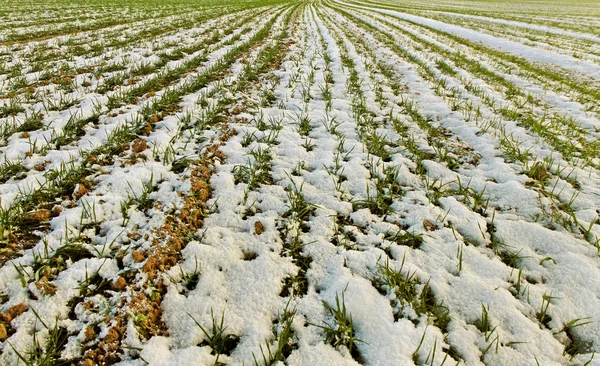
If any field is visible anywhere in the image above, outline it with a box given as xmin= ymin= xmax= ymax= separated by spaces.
xmin=0 ymin=0 xmax=599 ymax=364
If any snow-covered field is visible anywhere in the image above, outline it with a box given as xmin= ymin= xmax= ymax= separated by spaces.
xmin=0 ymin=0 xmax=599 ymax=364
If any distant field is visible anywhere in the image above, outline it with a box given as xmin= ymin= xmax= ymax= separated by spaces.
xmin=0 ymin=0 xmax=599 ymax=365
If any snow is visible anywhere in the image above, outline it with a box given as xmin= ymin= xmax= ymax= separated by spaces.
xmin=432 ymin=11 xmax=600 ymax=44
xmin=337 ymin=0 xmax=600 ymax=80
xmin=0 ymin=1 xmax=599 ymax=365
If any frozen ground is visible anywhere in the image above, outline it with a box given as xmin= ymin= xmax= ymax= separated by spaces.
xmin=0 ymin=0 xmax=599 ymax=365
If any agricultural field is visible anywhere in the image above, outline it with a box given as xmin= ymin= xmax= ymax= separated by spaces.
xmin=0 ymin=0 xmax=599 ymax=364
